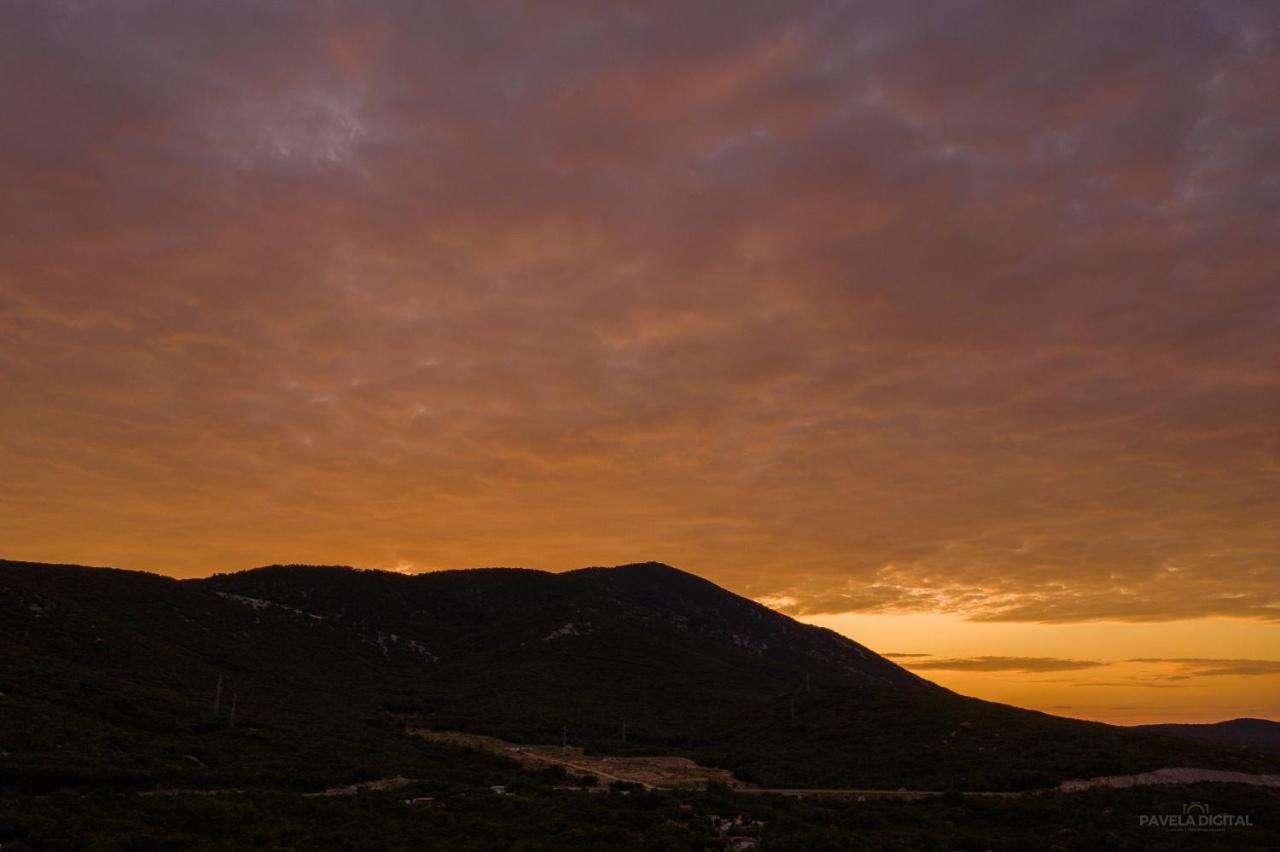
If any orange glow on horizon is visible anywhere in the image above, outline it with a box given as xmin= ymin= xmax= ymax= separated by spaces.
xmin=800 ymin=612 xmax=1280 ymax=725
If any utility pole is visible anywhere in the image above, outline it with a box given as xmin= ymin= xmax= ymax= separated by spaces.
xmin=213 ymin=675 xmax=223 ymax=716
xmin=229 ymin=693 xmax=238 ymax=730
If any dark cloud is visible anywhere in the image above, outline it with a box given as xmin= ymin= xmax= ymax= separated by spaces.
xmin=0 ymin=1 xmax=1277 ymax=625
xmin=1074 ymin=682 xmax=1187 ymax=689
xmin=902 ymin=656 xmax=1105 ymax=673
xmin=1127 ymin=658 xmax=1280 ymax=677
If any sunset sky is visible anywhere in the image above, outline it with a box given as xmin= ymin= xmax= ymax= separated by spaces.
xmin=2 ymin=1 xmax=1277 ymax=724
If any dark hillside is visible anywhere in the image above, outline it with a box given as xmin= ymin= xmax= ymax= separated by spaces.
xmin=0 ymin=560 xmax=523 ymax=793
xmin=198 ymin=561 xmax=1280 ymax=790
xmin=2 ymin=558 xmax=1275 ymax=796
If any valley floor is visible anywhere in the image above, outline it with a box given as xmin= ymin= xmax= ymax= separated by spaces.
xmin=409 ymin=726 xmax=1280 ymax=800
xmin=409 ymin=728 xmax=741 ymax=790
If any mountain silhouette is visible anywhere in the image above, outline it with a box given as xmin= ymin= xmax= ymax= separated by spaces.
xmin=3 ymin=558 xmax=1277 ymax=793
xmin=1132 ymin=719 xmax=1280 ymax=754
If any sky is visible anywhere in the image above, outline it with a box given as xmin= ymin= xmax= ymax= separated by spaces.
xmin=1 ymin=1 xmax=1277 ymax=724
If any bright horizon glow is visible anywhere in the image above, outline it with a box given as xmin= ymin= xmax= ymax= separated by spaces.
xmin=802 ymin=611 xmax=1280 ymax=725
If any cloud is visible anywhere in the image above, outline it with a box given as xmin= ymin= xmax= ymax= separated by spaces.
xmin=1126 ymin=658 xmax=1280 ymax=678
xmin=1074 ymin=682 xmax=1187 ymax=690
xmin=0 ymin=1 xmax=1276 ymax=627
xmin=900 ymin=656 xmax=1106 ymax=673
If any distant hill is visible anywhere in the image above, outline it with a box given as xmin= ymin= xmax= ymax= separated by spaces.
xmin=3 ymin=558 xmax=1277 ymax=796
xmin=1132 ymin=719 xmax=1280 ymax=754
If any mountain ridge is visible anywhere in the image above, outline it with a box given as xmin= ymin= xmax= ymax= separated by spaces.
xmin=1131 ymin=718 xmax=1280 ymax=754
xmin=3 ymin=557 xmax=1278 ymax=794
xmin=197 ymin=560 xmax=934 ymax=690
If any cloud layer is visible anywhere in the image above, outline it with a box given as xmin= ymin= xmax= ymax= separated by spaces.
xmin=1128 ymin=658 xmax=1280 ymax=678
xmin=1 ymin=1 xmax=1277 ymax=623
xmin=886 ymin=654 xmax=1280 ymax=677
xmin=890 ymin=655 xmax=1106 ymax=673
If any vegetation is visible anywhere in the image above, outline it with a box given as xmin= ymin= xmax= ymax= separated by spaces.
xmin=4 ymin=784 xmax=1277 ymax=850
xmin=2 ymin=559 xmax=1277 ymax=849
